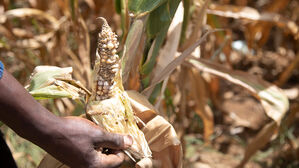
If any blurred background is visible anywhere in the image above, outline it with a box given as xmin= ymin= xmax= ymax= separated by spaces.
xmin=0 ymin=0 xmax=299 ymax=167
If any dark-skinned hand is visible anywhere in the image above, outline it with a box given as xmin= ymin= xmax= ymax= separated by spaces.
xmin=43 ymin=117 xmax=133 ymax=168
xmin=0 ymin=69 xmax=132 ymax=168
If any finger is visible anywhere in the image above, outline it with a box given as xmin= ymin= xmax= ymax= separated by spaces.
xmin=98 ymin=151 xmax=125 ymax=168
xmin=93 ymin=132 xmax=133 ymax=150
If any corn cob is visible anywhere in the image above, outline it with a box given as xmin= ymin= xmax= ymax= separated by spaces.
xmin=86 ymin=17 xmax=152 ymax=160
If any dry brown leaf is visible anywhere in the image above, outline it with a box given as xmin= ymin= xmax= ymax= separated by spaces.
xmin=188 ymin=58 xmax=289 ymax=167
xmin=127 ymin=90 xmax=157 ymax=126
xmin=122 ymin=19 xmax=146 ymax=90
xmin=237 ymin=121 xmax=278 ymax=168
xmin=180 ymin=0 xmax=209 ymax=51
xmin=126 ymin=91 xmax=182 ymax=168
xmin=189 ymin=58 xmax=289 ymax=124
xmin=207 ymin=2 xmax=299 ymax=41
xmin=1 ymin=8 xmax=59 ymax=28
xmin=141 ymin=115 xmax=182 ymax=168
xmin=122 ymin=18 xmax=146 ymax=84
xmin=77 ymin=17 xmax=91 ymax=87
xmin=0 ymin=8 xmax=65 ymax=50
xmin=176 ymin=66 xmax=189 ymax=138
xmin=188 ymin=68 xmax=214 ymax=143
xmin=142 ymin=29 xmax=221 ymax=95
xmin=275 ymin=52 xmax=299 ymax=86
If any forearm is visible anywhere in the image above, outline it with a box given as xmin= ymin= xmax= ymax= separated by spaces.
xmin=0 ymin=69 xmax=60 ymax=145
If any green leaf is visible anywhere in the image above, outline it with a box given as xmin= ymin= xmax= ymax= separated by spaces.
xmin=114 ymin=0 xmax=121 ymax=14
xmin=141 ymin=0 xmax=180 ymax=77
xmin=142 ymin=26 xmax=168 ymax=77
xmin=128 ymin=0 xmax=167 ymax=17
xmin=146 ymin=2 xmax=171 ymax=38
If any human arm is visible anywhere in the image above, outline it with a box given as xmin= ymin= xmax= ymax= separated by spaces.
xmin=0 ymin=68 xmax=132 ymax=168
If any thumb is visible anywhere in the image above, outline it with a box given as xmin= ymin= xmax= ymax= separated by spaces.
xmin=93 ymin=131 xmax=133 ymax=150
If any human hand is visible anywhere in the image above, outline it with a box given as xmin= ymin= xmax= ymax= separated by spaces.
xmin=42 ymin=117 xmax=133 ymax=168
xmin=0 ymin=70 xmax=132 ymax=168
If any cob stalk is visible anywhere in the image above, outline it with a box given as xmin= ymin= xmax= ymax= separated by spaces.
xmin=86 ymin=17 xmax=152 ymax=160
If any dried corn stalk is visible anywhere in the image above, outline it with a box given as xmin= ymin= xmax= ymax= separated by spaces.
xmin=86 ymin=17 xmax=152 ymax=160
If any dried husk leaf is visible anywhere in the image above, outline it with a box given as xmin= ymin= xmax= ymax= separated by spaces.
xmin=26 ymin=66 xmax=89 ymax=101
xmin=127 ymin=91 xmax=183 ymax=168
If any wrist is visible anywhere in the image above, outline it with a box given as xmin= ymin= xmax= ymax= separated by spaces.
xmin=17 ymin=105 xmax=63 ymax=149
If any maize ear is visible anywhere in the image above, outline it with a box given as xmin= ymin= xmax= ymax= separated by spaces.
xmin=86 ymin=17 xmax=152 ymax=160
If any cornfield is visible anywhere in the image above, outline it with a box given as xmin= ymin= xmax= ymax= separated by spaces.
xmin=1 ymin=0 xmax=299 ymax=167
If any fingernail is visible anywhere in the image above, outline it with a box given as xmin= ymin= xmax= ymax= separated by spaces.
xmin=124 ymin=135 xmax=133 ymax=147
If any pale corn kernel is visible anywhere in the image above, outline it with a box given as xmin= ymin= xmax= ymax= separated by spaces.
xmin=111 ymin=64 xmax=119 ymax=69
xmin=107 ymin=42 xmax=114 ymax=49
xmin=106 ymin=59 xmax=115 ymax=64
xmin=112 ymin=54 xmax=119 ymax=60
xmin=111 ymin=68 xmax=118 ymax=73
xmin=111 ymin=49 xmax=117 ymax=55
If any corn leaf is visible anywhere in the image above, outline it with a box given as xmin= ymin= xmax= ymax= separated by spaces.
xmin=207 ymin=3 xmax=299 ymax=38
xmin=237 ymin=121 xmax=278 ymax=168
xmin=141 ymin=0 xmax=180 ymax=83
xmin=142 ymin=29 xmax=220 ymax=94
xmin=189 ymin=58 xmax=289 ymax=124
xmin=121 ymin=18 xmax=146 ymax=83
xmin=128 ymin=0 xmax=167 ymax=17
